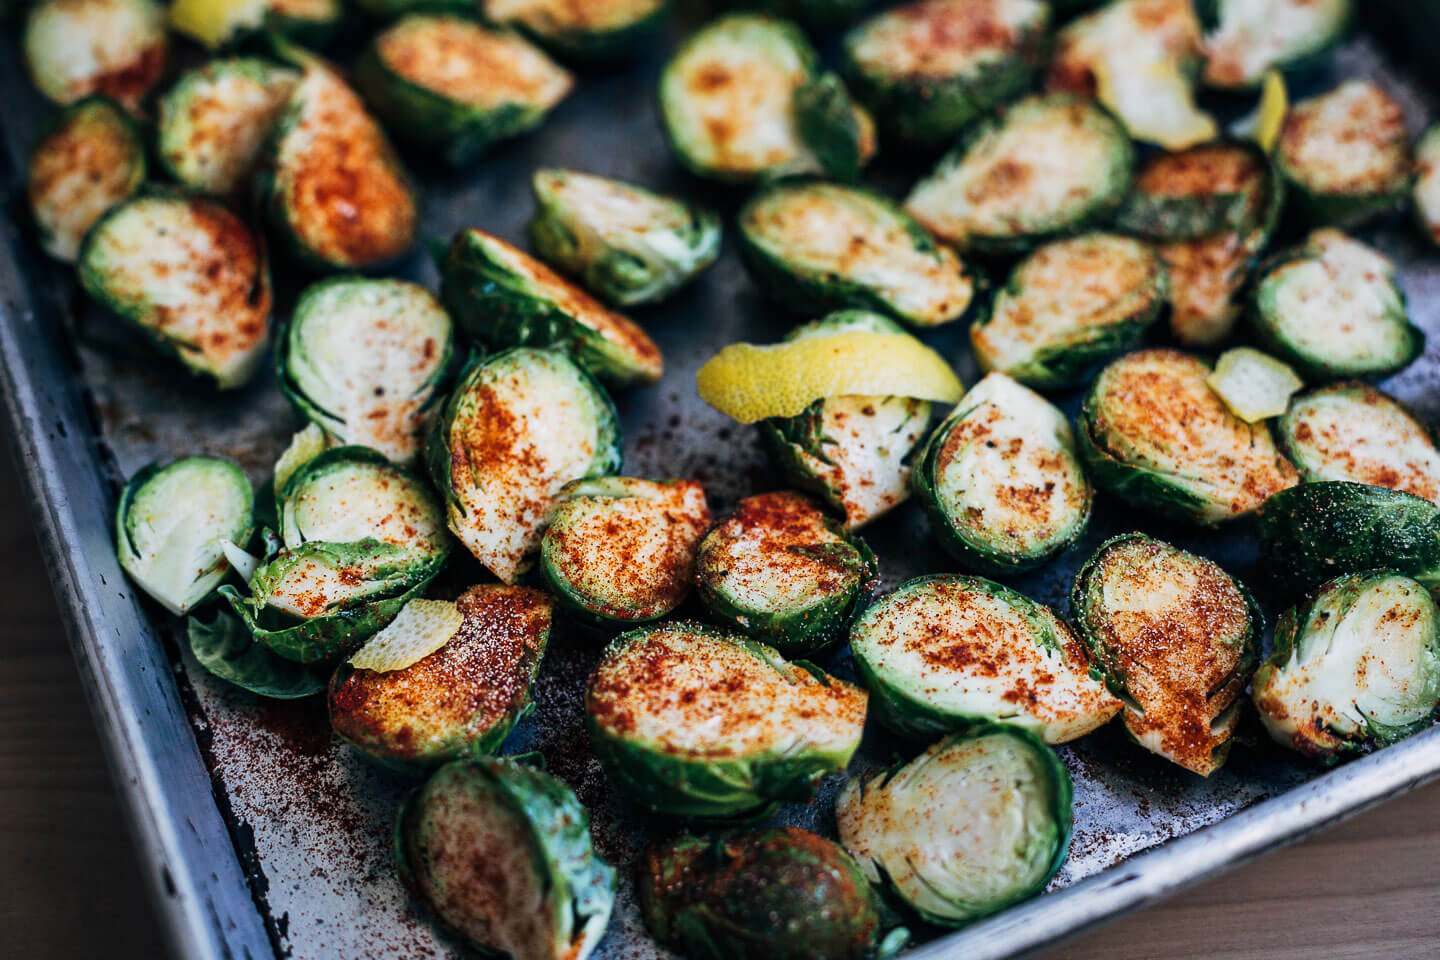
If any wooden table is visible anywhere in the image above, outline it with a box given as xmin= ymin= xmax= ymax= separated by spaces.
xmin=3 ymin=442 xmax=1438 ymax=960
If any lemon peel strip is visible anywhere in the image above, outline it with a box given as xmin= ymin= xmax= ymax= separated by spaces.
xmin=348 ymin=599 xmax=464 ymax=673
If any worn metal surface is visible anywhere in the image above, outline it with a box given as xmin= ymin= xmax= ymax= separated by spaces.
xmin=3 ymin=19 xmax=1440 ymax=960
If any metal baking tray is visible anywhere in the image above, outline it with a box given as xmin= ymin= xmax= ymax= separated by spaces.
xmin=4 ymin=12 xmax=1440 ymax=959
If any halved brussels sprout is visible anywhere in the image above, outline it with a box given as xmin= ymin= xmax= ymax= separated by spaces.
xmin=738 ymin=180 xmax=982 ymax=329
xmin=277 ymin=277 xmax=455 ymax=464
xmin=695 ymin=491 xmax=875 ymax=656
xmin=904 ymin=93 xmax=1134 ymax=255
xmin=1253 ymin=570 xmax=1440 ymax=762
xmin=658 ymin=14 xmax=876 ymax=183
xmin=395 ymin=756 xmax=615 ymax=960
xmin=22 ymin=0 xmax=167 ymax=110
xmin=1275 ymin=80 xmax=1414 ymax=227
xmin=1115 ymin=140 xmax=1280 ymax=242
xmin=1157 ymin=232 xmax=1256 ymax=347
xmin=1199 ymin=0 xmax=1353 ymax=90
xmin=638 ymin=827 xmax=909 ymax=960
xmin=529 ymin=169 xmax=720 ymax=308
xmin=78 ymin=194 xmax=273 ymax=390
xmin=1415 ymin=124 xmax=1440 ymax=247
xmin=842 ymin=0 xmax=1051 ymax=148
xmin=26 ymin=97 xmax=144 ymax=263
xmin=260 ymin=62 xmax=418 ymax=272
xmin=585 ymin=621 xmax=867 ymax=818
xmin=483 ymin=0 xmax=666 ymax=60
xmin=540 ymin=477 xmax=710 ymax=625
xmin=354 ymin=15 xmax=573 ymax=168
xmin=837 ymin=726 xmax=1071 ymax=926
xmin=440 ymin=228 xmax=663 ymax=387
xmin=1251 ymin=229 xmax=1423 ymax=383
xmin=1076 ymin=349 xmax=1298 ymax=524
xmin=330 ymin=585 xmax=552 ymax=772
xmin=157 ymin=58 xmax=299 ymax=197
xmin=914 ymin=373 xmax=1091 ymax=575
xmin=428 ymin=348 xmax=621 ymax=585
xmin=1071 ymin=533 xmax=1260 ymax=776
xmin=970 ymin=233 xmax=1165 ymax=389
xmin=116 ymin=457 xmax=255 ymax=616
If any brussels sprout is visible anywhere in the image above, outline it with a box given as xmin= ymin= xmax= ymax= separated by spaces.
xmin=395 ymin=755 xmax=615 ymax=960
xmin=259 ymin=62 xmax=419 ymax=272
xmin=264 ymin=0 xmax=344 ymax=45
xmin=188 ymin=609 xmax=326 ymax=700
xmin=541 ymin=478 xmax=710 ymax=626
xmin=904 ymin=94 xmax=1134 ymax=255
xmin=1415 ymin=124 xmax=1440 ymax=247
xmin=353 ymin=15 xmax=573 ymax=169
xmin=842 ymin=0 xmax=1050 ymax=148
xmin=837 ymin=726 xmax=1071 ymax=926
xmin=157 ymin=58 xmax=300 ymax=197
xmin=277 ymin=277 xmax=455 ymax=464
xmin=1252 ymin=571 xmax=1440 ymax=762
xmin=78 ymin=194 xmax=273 ymax=390
xmin=482 ymin=0 xmax=666 ymax=60
xmin=658 ymin=14 xmax=876 ymax=183
xmin=427 ymin=348 xmax=621 ymax=585
xmin=22 ymin=0 xmax=167 ymax=110
xmin=116 ymin=456 xmax=255 ymax=617
xmin=970 ymin=233 xmax=1165 ymax=389
xmin=1071 ymin=533 xmax=1260 ymax=775
xmin=1251 ymin=230 xmax=1423 ymax=383
xmin=695 ymin=491 xmax=876 ymax=656
xmin=1115 ymin=140 xmax=1281 ymax=242
xmin=168 ymin=0 xmax=343 ymax=48
xmin=1076 ymin=349 xmax=1298 ymax=524
xmin=1275 ymin=80 xmax=1414 ymax=228
xmin=1198 ymin=0 xmax=1353 ymax=90
xmin=585 ymin=621 xmax=867 ymax=818
xmin=738 ymin=180 xmax=983 ymax=329
xmin=26 ymin=97 xmax=144 ymax=263
xmin=529 ymin=169 xmax=720 ymax=308
xmin=638 ymin=827 xmax=909 ymax=960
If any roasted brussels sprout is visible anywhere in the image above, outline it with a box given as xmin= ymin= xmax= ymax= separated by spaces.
xmin=638 ymin=828 xmax=909 ymax=960
xmin=264 ymin=0 xmax=344 ymax=45
xmin=970 ymin=233 xmax=1165 ymax=389
xmin=1275 ymin=80 xmax=1414 ymax=228
xmin=658 ymin=14 xmax=876 ymax=183
xmin=78 ymin=194 xmax=273 ymax=390
xmin=541 ymin=478 xmax=710 ymax=626
xmin=428 ymin=348 xmax=621 ymax=585
xmin=695 ymin=491 xmax=875 ymax=655
xmin=738 ymin=180 xmax=982 ymax=328
xmin=1253 ymin=570 xmax=1440 ymax=762
xmin=1076 ymin=349 xmax=1298 ymax=524
xmin=529 ymin=169 xmax=720 ymax=307
xmin=330 ymin=585 xmax=551 ymax=772
xmin=914 ymin=373 xmax=1091 ymax=574
xmin=586 ymin=621 xmax=867 ymax=818
xmin=395 ymin=755 xmax=615 ymax=960
xmin=22 ymin=0 xmax=167 ymax=110
xmin=1071 ymin=533 xmax=1260 ymax=775
xmin=277 ymin=277 xmax=455 ymax=464
xmin=842 ymin=0 xmax=1050 ymax=148
xmin=1198 ymin=0 xmax=1353 ymax=90
xmin=117 ymin=456 xmax=255 ymax=616
xmin=26 ymin=97 xmax=144 ymax=263
xmin=440 ymin=228 xmax=663 ymax=387
xmin=1416 ymin=124 xmax=1440 ymax=247
xmin=837 ymin=726 xmax=1071 ymax=925
xmin=168 ymin=0 xmax=343 ymax=48
xmin=482 ymin=0 xmax=667 ymax=60
xmin=904 ymin=93 xmax=1134 ymax=255
xmin=1251 ymin=230 xmax=1423 ymax=383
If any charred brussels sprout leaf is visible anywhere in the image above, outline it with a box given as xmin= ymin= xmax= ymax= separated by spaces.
xmin=1199 ymin=0 xmax=1353 ymax=90
xmin=483 ymin=0 xmax=668 ymax=61
xmin=188 ymin=609 xmax=326 ymax=700
xmin=22 ymin=0 xmax=167 ymax=110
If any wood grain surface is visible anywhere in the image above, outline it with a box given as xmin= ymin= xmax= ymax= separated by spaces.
xmin=2 ymin=435 xmax=1438 ymax=960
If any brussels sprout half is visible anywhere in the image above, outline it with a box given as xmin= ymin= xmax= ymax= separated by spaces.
xmin=117 ymin=456 xmax=255 ymax=616
xmin=1115 ymin=140 xmax=1281 ymax=242
xmin=1416 ymin=124 xmax=1440 ymax=248
xmin=904 ymin=93 xmax=1134 ymax=255
xmin=1198 ymin=0 xmax=1353 ymax=90
xmin=1071 ymin=533 xmax=1260 ymax=776
xmin=440 ymin=228 xmax=663 ymax=387
xmin=970 ymin=233 xmax=1165 ymax=390
xmin=427 ymin=348 xmax=622 ymax=585
xmin=1076 ymin=349 xmax=1298 ymax=524
xmin=277 ymin=277 xmax=455 ymax=464
xmin=585 ymin=621 xmax=867 ymax=818
xmin=738 ymin=180 xmax=983 ymax=329
xmin=395 ymin=756 xmax=615 ymax=960
xmin=78 ymin=194 xmax=273 ymax=390
xmin=638 ymin=827 xmax=909 ymax=960
xmin=26 ymin=97 xmax=144 ymax=263
xmin=529 ymin=169 xmax=721 ymax=308
xmin=483 ymin=0 xmax=667 ymax=61
xmin=837 ymin=726 xmax=1071 ymax=926
xmin=22 ymin=0 xmax=167 ymax=110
